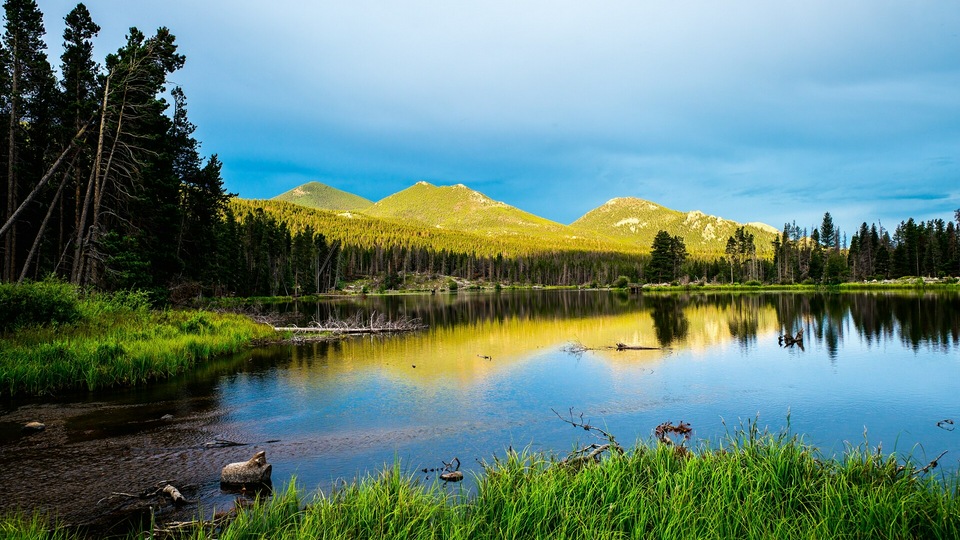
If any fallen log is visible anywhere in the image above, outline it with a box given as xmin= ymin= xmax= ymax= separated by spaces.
xmin=220 ymin=451 xmax=272 ymax=488
xmin=615 ymin=342 xmax=661 ymax=351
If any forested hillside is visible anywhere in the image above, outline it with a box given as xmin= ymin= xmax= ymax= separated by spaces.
xmin=272 ymin=181 xmax=372 ymax=211
xmin=229 ymin=198 xmax=645 ymax=291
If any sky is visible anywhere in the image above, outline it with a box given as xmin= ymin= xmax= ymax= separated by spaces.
xmin=36 ymin=1 xmax=960 ymax=236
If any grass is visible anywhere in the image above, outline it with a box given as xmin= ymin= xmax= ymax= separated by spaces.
xmin=11 ymin=426 xmax=957 ymax=539
xmin=0 ymin=281 xmax=278 ymax=396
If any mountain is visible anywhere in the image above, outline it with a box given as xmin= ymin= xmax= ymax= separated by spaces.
xmin=272 ymin=181 xmax=373 ymax=211
xmin=268 ymin=181 xmax=779 ymax=257
xmin=570 ymin=197 xmax=779 ymax=256
xmin=363 ymin=181 xmax=624 ymax=250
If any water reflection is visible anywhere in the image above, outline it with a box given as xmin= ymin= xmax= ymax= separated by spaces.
xmin=282 ymin=290 xmax=958 ymax=365
xmin=4 ymin=290 xmax=957 ymax=527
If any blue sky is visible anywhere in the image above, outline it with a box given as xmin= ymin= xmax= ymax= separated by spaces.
xmin=38 ymin=1 xmax=960 ymax=236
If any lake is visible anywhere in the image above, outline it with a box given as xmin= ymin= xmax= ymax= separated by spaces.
xmin=1 ymin=290 xmax=958 ymax=529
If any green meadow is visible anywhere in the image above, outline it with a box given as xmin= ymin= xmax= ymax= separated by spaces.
xmin=0 ymin=279 xmax=277 ymax=396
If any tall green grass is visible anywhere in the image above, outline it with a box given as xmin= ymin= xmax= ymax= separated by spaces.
xmin=217 ymin=433 xmax=960 ymax=539
xmin=0 ymin=513 xmax=74 ymax=540
xmin=4 ymin=429 xmax=959 ymax=538
xmin=168 ymin=434 xmax=960 ymax=538
xmin=0 ymin=282 xmax=278 ymax=396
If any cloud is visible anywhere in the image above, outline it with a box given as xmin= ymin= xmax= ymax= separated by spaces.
xmin=36 ymin=0 xmax=960 ymax=234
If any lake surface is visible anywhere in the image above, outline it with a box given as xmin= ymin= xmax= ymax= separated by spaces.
xmin=2 ymin=290 xmax=959 ymax=528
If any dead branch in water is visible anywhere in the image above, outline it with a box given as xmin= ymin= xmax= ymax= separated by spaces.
xmin=655 ymin=421 xmax=693 ymax=446
xmin=561 ymin=340 xmax=662 ymax=355
xmin=615 ymin=342 xmax=661 ymax=351
xmin=276 ymin=311 xmax=426 ymax=334
xmin=552 ymin=408 xmax=625 ymax=471
xmin=778 ymin=328 xmax=804 ymax=349
xmin=911 ymin=450 xmax=949 ymax=478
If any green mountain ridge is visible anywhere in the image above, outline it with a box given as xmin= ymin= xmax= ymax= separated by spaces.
xmin=268 ymin=181 xmax=778 ymax=256
xmin=570 ymin=197 xmax=778 ymax=256
xmin=272 ymin=181 xmax=373 ymax=211
xmin=363 ymin=181 xmax=619 ymax=248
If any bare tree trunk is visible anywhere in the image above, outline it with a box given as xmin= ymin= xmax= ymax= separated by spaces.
xmin=0 ymin=128 xmax=85 ymax=239
xmin=18 ymin=172 xmax=69 ymax=283
xmin=72 ymin=73 xmax=111 ymax=285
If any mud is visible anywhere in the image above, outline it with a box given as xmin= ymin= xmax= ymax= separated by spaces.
xmin=0 ymin=394 xmax=272 ymax=535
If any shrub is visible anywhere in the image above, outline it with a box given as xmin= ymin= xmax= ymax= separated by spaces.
xmin=0 ymin=279 xmax=81 ymax=332
xmin=744 ymin=280 xmax=762 ymax=287
xmin=612 ymin=276 xmax=630 ymax=289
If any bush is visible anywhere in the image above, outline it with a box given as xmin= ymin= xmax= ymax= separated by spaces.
xmin=0 ymin=279 xmax=81 ymax=332
xmin=447 ymin=280 xmax=458 ymax=291
xmin=744 ymin=280 xmax=762 ymax=287
xmin=612 ymin=276 xmax=630 ymax=289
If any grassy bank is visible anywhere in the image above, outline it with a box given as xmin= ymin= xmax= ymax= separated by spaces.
xmin=8 ymin=429 xmax=960 ymax=539
xmin=0 ymin=280 xmax=278 ymax=396
xmin=201 ymin=438 xmax=960 ymax=539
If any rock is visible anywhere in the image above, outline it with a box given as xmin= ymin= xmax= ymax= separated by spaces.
xmin=220 ymin=450 xmax=272 ymax=486
xmin=160 ymin=414 xmax=174 ymax=421
xmin=439 ymin=470 xmax=463 ymax=482
xmin=22 ymin=421 xmax=45 ymax=433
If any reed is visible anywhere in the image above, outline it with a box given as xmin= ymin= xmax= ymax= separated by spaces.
xmin=0 ymin=283 xmax=277 ymax=396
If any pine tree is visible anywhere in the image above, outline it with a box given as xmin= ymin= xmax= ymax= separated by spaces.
xmin=819 ymin=212 xmax=836 ymax=250
xmin=2 ymin=0 xmax=56 ymax=281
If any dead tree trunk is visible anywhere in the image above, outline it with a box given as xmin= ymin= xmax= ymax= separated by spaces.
xmin=18 ymin=171 xmax=69 ymax=282
xmin=72 ymin=73 xmax=111 ymax=285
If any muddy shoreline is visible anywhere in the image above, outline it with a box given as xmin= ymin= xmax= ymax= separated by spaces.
xmin=0 ymin=395 xmax=273 ymax=534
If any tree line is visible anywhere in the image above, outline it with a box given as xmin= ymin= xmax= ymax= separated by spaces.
xmin=646 ymin=209 xmax=960 ymax=285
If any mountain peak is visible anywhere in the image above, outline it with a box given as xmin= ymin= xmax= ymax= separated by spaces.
xmin=572 ymin=199 xmax=777 ymax=255
xmin=272 ymin=181 xmax=373 ymax=211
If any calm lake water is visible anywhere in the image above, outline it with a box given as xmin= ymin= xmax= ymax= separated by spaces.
xmin=2 ymin=290 xmax=959 ymax=527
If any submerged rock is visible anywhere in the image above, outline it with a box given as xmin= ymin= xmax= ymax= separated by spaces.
xmin=220 ymin=450 xmax=272 ymax=487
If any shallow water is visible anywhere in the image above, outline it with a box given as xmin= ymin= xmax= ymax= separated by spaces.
xmin=2 ymin=290 xmax=958 ymax=528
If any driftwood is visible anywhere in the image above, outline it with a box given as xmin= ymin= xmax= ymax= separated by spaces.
xmin=162 ymin=484 xmax=186 ymax=506
xmin=220 ymin=451 xmax=272 ymax=487
xmin=778 ymin=328 xmax=804 ymax=349
xmin=615 ymin=342 xmax=661 ymax=351
xmin=562 ymin=340 xmax=661 ymax=355
xmin=552 ymin=408 xmax=624 ymax=471
xmin=422 ymin=457 xmax=463 ymax=482
xmin=439 ymin=457 xmax=463 ymax=482
xmin=560 ymin=443 xmax=615 ymax=471
xmin=277 ymin=311 xmax=426 ymax=334
xmin=439 ymin=470 xmax=464 ymax=482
